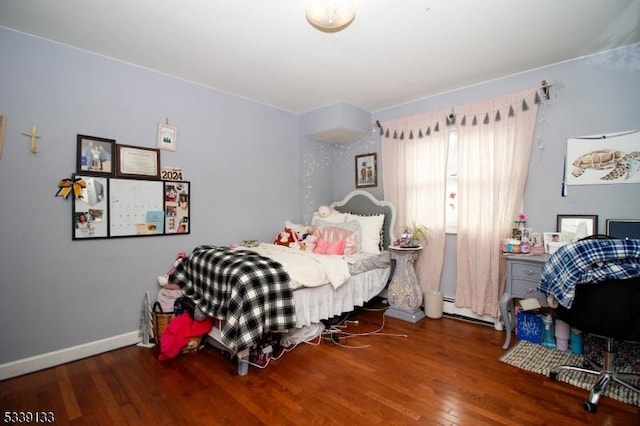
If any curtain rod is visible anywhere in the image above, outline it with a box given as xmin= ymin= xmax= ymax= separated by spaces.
xmin=541 ymin=80 xmax=550 ymax=100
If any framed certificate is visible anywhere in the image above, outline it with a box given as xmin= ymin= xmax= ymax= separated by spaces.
xmin=115 ymin=144 xmax=161 ymax=179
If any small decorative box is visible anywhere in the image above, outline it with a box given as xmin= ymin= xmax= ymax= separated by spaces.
xmin=529 ymin=245 xmax=545 ymax=255
xmin=516 ymin=311 xmax=543 ymax=344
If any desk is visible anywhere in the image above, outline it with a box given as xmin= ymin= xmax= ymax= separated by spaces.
xmin=499 ymin=254 xmax=549 ymax=349
xmin=385 ymin=246 xmax=425 ymax=323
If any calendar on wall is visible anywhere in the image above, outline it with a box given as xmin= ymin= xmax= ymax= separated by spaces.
xmin=71 ymin=177 xmax=190 ymax=240
xmin=110 ymin=179 xmax=165 ymax=237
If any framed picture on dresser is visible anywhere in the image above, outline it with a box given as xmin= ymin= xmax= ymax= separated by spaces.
xmin=556 ymin=214 xmax=598 ymax=238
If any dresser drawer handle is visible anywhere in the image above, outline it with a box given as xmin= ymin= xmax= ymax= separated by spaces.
xmin=527 ymin=287 xmax=533 ymax=293
xmin=526 ymin=269 xmax=534 ymax=275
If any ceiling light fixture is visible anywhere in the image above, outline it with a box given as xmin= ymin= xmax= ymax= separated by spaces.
xmin=306 ymin=0 xmax=356 ymax=33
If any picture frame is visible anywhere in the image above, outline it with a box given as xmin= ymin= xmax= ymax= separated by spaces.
xmin=115 ymin=144 xmax=161 ymax=179
xmin=76 ymin=134 xmax=116 ymax=176
xmin=164 ymin=181 xmax=190 ymax=234
xmin=157 ymin=123 xmax=177 ymax=151
xmin=543 ymin=232 xmax=565 ymax=254
xmin=556 ymin=214 xmax=598 ymax=239
xmin=355 ymin=153 xmax=377 ymax=188
xmin=0 ymin=115 xmax=6 ymax=160
xmin=529 ymin=232 xmax=542 ymax=247
xmin=72 ymin=175 xmax=109 ymax=240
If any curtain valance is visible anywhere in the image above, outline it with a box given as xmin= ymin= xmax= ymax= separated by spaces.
xmin=380 ymin=86 xmax=544 ymax=141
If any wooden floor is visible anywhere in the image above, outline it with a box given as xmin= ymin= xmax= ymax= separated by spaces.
xmin=2 ymin=300 xmax=638 ymax=425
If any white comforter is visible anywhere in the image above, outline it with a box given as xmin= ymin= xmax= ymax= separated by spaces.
xmin=246 ymin=243 xmax=351 ymax=290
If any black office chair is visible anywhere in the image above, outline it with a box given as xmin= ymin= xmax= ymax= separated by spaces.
xmin=549 ymin=276 xmax=640 ymax=412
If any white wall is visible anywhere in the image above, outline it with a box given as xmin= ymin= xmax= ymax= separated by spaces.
xmin=0 ymin=28 xmax=301 ymax=373
xmin=337 ymin=43 xmax=640 ymax=299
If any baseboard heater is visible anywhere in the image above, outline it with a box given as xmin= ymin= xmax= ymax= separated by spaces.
xmin=441 ymin=297 xmax=502 ymax=330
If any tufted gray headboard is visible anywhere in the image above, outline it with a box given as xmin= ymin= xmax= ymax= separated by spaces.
xmin=330 ymin=190 xmax=396 ymax=249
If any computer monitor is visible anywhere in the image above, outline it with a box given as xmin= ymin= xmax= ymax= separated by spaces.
xmin=606 ymin=219 xmax=640 ymax=240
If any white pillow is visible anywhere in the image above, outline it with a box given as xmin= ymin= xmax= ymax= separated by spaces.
xmin=311 ymin=211 xmax=348 ymax=225
xmin=346 ymin=213 xmax=385 ymax=254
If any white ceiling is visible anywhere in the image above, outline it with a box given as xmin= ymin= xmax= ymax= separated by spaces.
xmin=1 ymin=0 xmax=639 ymax=114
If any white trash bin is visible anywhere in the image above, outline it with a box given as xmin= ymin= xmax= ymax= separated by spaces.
xmin=425 ymin=291 xmax=444 ymax=319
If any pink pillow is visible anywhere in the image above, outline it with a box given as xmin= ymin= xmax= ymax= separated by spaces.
xmin=313 ymin=236 xmax=329 ymax=254
xmin=312 ymin=236 xmax=346 ymax=255
xmin=313 ymin=227 xmax=357 ymax=255
xmin=325 ymin=239 xmax=346 ymax=255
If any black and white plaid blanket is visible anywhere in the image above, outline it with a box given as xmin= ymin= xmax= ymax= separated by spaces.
xmin=168 ymin=245 xmax=296 ymax=352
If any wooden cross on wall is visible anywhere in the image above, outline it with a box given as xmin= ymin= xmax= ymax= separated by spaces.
xmin=22 ymin=126 xmax=41 ymax=153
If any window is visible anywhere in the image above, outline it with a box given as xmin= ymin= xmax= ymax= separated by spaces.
xmin=445 ymin=130 xmax=458 ymax=233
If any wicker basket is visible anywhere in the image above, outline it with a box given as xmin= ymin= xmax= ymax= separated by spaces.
xmin=152 ymin=302 xmax=175 ymax=345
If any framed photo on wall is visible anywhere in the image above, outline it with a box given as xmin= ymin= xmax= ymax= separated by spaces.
xmin=76 ymin=134 xmax=116 ymax=176
xmin=157 ymin=123 xmax=177 ymax=151
xmin=355 ymin=153 xmax=377 ymax=188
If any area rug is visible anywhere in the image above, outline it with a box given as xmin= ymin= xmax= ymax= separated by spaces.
xmin=500 ymin=341 xmax=640 ymax=407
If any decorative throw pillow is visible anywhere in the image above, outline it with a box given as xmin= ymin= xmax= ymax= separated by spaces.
xmin=312 ymin=236 xmax=347 ymax=255
xmin=314 ymin=219 xmax=361 ymax=252
xmin=313 ymin=226 xmax=358 ymax=255
xmin=346 ymin=213 xmax=385 ymax=254
xmin=273 ymin=227 xmax=298 ymax=247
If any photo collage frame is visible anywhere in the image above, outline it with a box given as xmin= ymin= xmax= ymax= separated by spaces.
xmin=72 ymin=133 xmax=189 ymax=240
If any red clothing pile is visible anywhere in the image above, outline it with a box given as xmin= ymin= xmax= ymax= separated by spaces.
xmin=158 ymin=313 xmax=212 ymax=361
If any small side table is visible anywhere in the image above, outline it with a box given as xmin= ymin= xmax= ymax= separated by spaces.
xmin=385 ymin=246 xmax=425 ymax=323
xmin=499 ymin=254 xmax=549 ymax=349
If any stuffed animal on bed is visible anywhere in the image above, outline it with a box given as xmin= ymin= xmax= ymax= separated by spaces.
xmin=300 ymin=234 xmax=317 ymax=252
xmin=274 ymin=227 xmax=299 ymax=247
xmin=158 ymin=251 xmax=187 ymax=286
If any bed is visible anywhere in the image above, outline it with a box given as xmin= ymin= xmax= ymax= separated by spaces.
xmin=168 ymin=190 xmax=396 ymax=375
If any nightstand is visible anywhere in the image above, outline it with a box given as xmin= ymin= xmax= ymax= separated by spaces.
xmin=499 ymin=254 xmax=549 ymax=349
xmin=385 ymin=246 xmax=425 ymax=323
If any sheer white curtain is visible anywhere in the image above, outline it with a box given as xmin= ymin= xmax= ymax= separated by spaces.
xmin=381 ymin=110 xmax=449 ymax=294
xmin=454 ymin=88 xmax=540 ymax=316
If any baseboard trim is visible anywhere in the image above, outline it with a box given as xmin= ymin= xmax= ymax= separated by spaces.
xmin=0 ymin=331 xmax=141 ymax=381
